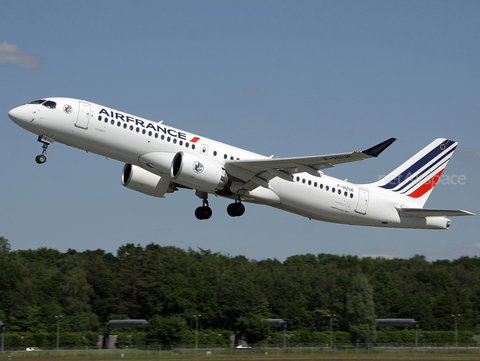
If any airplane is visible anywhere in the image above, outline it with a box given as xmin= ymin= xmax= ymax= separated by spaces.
xmin=8 ymin=97 xmax=474 ymax=229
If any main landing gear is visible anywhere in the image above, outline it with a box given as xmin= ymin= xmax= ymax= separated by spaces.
xmin=195 ymin=192 xmax=213 ymax=220
xmin=227 ymin=195 xmax=245 ymax=217
xmin=195 ymin=192 xmax=246 ymax=220
xmin=35 ymin=135 xmax=54 ymax=164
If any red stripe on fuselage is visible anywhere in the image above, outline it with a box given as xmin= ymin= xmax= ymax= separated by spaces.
xmin=190 ymin=137 xmax=200 ymax=143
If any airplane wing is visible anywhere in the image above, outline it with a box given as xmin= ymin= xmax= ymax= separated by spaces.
xmin=396 ymin=207 xmax=475 ymax=218
xmin=224 ymin=138 xmax=396 ymax=184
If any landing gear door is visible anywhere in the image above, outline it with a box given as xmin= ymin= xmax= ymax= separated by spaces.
xmin=355 ymin=189 xmax=369 ymax=215
xmin=75 ymin=101 xmax=91 ymax=129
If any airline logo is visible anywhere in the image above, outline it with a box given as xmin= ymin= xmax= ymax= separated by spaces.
xmin=99 ymin=108 xmax=201 ymax=142
xmin=380 ymin=139 xmax=457 ymax=198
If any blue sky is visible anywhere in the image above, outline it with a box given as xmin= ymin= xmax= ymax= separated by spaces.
xmin=1 ymin=0 xmax=479 ymax=261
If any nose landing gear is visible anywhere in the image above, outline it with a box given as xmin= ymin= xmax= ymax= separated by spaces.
xmin=35 ymin=135 xmax=55 ymax=164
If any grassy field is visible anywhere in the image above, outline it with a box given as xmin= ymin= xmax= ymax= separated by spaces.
xmin=2 ymin=348 xmax=480 ymax=361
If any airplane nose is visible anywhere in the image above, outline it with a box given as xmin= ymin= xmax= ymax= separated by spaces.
xmin=8 ymin=106 xmax=27 ymax=124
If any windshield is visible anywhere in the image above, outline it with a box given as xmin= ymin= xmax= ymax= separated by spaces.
xmin=29 ymin=99 xmax=56 ymax=109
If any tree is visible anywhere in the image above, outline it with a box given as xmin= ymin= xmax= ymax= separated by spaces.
xmin=235 ymin=316 xmax=270 ymax=344
xmin=370 ymin=267 xmax=402 ymax=318
xmin=147 ymin=315 xmax=190 ymax=346
xmin=345 ymin=273 xmax=376 ymax=343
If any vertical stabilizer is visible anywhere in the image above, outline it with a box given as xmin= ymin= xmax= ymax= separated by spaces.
xmin=373 ymin=138 xmax=457 ymax=208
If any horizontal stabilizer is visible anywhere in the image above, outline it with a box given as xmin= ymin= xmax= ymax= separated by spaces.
xmin=396 ymin=207 xmax=475 ymax=218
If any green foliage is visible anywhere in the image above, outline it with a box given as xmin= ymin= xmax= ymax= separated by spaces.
xmin=1 ymin=237 xmax=480 ymax=348
xmin=235 ymin=316 xmax=270 ymax=344
xmin=345 ymin=273 xmax=376 ymax=343
xmin=146 ymin=315 xmax=190 ymax=345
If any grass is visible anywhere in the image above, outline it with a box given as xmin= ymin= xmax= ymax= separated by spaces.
xmin=2 ymin=348 xmax=480 ymax=361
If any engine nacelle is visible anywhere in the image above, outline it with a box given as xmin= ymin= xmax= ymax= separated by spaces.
xmin=138 ymin=152 xmax=176 ymax=176
xmin=170 ymin=152 xmax=228 ymax=192
xmin=121 ymin=164 xmax=175 ymax=197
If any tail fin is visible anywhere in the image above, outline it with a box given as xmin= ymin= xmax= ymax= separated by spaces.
xmin=373 ymin=138 xmax=457 ymax=207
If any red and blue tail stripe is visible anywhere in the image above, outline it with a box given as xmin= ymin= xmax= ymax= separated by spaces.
xmin=377 ymin=139 xmax=457 ymax=202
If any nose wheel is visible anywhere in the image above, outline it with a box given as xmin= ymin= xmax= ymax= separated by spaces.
xmin=35 ymin=154 xmax=47 ymax=164
xmin=35 ymin=135 xmax=54 ymax=164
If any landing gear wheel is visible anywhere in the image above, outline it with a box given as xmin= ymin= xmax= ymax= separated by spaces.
xmin=36 ymin=135 xmax=54 ymax=165
xmin=195 ymin=206 xmax=212 ymax=220
xmin=35 ymin=154 xmax=47 ymax=164
xmin=227 ymin=202 xmax=245 ymax=217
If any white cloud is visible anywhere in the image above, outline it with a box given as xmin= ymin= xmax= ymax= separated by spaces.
xmin=0 ymin=41 xmax=38 ymax=69
xmin=360 ymin=253 xmax=397 ymax=260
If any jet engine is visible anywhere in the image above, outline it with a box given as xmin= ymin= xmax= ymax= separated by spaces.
xmin=121 ymin=164 xmax=175 ymax=197
xmin=170 ymin=152 xmax=228 ymax=192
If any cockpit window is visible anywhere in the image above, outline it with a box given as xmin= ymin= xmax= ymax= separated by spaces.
xmin=30 ymin=100 xmax=46 ymax=104
xmin=43 ymin=101 xmax=56 ymax=109
xmin=28 ymin=99 xmax=56 ymax=109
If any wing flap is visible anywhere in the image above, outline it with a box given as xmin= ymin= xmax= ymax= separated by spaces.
xmin=396 ymin=207 xmax=475 ymax=218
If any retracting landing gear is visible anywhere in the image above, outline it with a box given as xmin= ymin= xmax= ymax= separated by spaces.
xmin=227 ymin=195 xmax=245 ymax=217
xmin=35 ymin=135 xmax=55 ymax=164
xmin=195 ymin=191 xmax=212 ymax=220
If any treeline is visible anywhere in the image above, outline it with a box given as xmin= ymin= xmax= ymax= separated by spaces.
xmin=0 ymin=237 xmax=479 ymax=345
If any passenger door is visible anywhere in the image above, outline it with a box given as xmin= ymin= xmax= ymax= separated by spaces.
xmin=75 ymin=101 xmax=91 ymax=129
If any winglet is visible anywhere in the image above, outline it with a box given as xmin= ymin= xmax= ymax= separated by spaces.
xmin=363 ymin=138 xmax=396 ymax=157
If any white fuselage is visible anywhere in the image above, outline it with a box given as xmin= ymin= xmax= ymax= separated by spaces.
xmin=8 ymin=97 xmax=451 ymax=229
